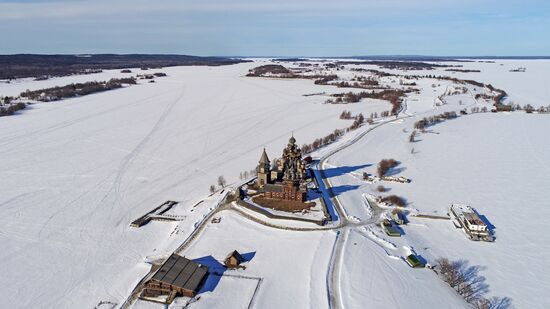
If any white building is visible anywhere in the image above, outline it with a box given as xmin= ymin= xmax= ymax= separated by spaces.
xmin=450 ymin=204 xmax=492 ymax=241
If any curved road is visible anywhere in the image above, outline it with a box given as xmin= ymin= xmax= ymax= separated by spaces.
xmin=318 ymin=115 xmax=411 ymax=309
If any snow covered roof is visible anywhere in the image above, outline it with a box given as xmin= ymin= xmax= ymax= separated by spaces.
xmin=451 ymin=204 xmax=485 ymax=226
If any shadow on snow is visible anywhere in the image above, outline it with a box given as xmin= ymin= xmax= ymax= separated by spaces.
xmin=322 ymin=163 xmax=371 ymax=179
xmin=329 ymin=185 xmax=360 ymax=198
xmin=194 ymin=252 xmax=256 ymax=294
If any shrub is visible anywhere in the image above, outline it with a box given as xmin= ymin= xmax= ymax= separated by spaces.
xmin=340 ymin=110 xmax=352 ymax=119
xmin=377 ymin=159 xmax=398 ymax=177
xmin=409 ymin=130 xmax=416 ymax=142
xmin=0 ymin=102 xmax=26 ymax=117
xmin=381 ymin=195 xmax=406 ymax=207
xmin=217 ymin=175 xmax=226 ymax=187
xmin=314 ymin=75 xmax=338 ymax=84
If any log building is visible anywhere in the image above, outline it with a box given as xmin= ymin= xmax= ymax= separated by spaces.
xmin=257 ymin=135 xmax=308 ymax=202
xmin=142 ymin=254 xmax=209 ymax=300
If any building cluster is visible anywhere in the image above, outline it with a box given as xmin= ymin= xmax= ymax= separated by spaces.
xmin=141 ymin=250 xmax=249 ymax=304
xmin=257 ymin=135 xmax=309 ymax=202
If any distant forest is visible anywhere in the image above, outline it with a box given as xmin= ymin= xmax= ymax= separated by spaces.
xmin=0 ymin=54 xmax=248 ymax=79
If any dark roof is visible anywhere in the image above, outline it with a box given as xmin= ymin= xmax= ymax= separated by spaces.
xmin=151 ymin=254 xmax=208 ymax=292
xmin=259 ymin=148 xmax=270 ymax=164
xmin=225 ymin=250 xmax=244 ymax=263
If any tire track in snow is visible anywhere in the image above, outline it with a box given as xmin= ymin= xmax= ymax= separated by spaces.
xmin=0 ymin=91 xmax=172 ymax=153
xmin=108 ymin=87 xmax=186 ymax=227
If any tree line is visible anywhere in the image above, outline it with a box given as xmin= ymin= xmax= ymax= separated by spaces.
xmin=436 ymin=258 xmax=512 ymax=309
xmin=413 ymin=111 xmax=458 ymax=131
xmin=20 ymin=78 xmax=137 ymax=102
xmin=326 ymin=89 xmax=411 ymax=115
xmin=0 ymin=54 xmax=246 ymax=79
xmin=0 ymin=102 xmax=26 ymax=117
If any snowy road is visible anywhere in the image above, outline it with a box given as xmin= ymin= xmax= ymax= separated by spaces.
xmin=318 ymin=116 xmax=408 ymax=309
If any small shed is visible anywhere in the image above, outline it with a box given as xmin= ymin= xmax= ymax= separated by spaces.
xmin=384 ymin=225 xmax=401 ymax=237
xmin=382 ymin=219 xmax=401 ymax=237
xmin=392 ymin=212 xmax=406 ymax=225
xmin=224 ymin=250 xmax=245 ymax=269
xmin=406 ymin=254 xmax=425 ymax=268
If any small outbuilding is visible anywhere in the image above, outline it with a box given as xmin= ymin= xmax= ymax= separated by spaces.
xmin=392 ymin=212 xmax=406 ymax=225
xmin=224 ymin=250 xmax=245 ymax=269
xmin=406 ymin=254 xmax=425 ymax=268
xmin=382 ymin=219 xmax=401 ymax=237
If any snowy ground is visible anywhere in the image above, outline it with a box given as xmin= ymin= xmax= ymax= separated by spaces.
xmin=0 ymin=61 xmax=390 ymax=308
xmin=0 ymin=68 xmax=149 ymax=97
xmin=340 ymin=228 xmax=467 ymax=308
xmin=345 ymin=59 xmax=550 ymax=108
xmin=172 ymin=210 xmax=336 ymax=309
xmin=1 ymin=59 xmax=549 ymax=308
xmin=328 ymin=112 xmax=550 ymax=308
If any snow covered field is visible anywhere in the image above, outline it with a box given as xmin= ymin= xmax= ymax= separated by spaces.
xmin=328 ymin=112 xmax=550 ymax=308
xmin=340 ymin=228 xmax=467 ymax=308
xmin=351 ymin=59 xmax=550 ymax=108
xmin=172 ymin=210 xmax=336 ymax=309
xmin=0 ymin=61 xmax=390 ymax=308
xmin=1 ymin=59 xmax=549 ymax=308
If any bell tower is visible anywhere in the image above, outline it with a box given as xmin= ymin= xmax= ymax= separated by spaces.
xmin=257 ymin=148 xmax=271 ymax=187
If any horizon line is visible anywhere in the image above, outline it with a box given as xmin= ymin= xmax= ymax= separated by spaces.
xmin=1 ymin=53 xmax=550 ymax=58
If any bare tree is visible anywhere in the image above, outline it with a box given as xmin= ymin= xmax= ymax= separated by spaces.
xmin=217 ymin=175 xmax=226 ymax=188
xmin=381 ymin=195 xmax=406 ymax=207
xmin=209 ymin=185 xmax=216 ymax=194
xmin=409 ymin=130 xmax=416 ymax=143
xmin=435 ymin=258 xmax=509 ymax=308
xmin=377 ymin=158 xmax=399 ymax=177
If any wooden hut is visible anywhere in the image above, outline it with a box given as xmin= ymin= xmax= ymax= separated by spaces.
xmin=224 ymin=250 xmax=245 ymax=269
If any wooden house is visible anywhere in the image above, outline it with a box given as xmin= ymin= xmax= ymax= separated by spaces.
xmin=224 ymin=250 xmax=245 ymax=269
xmin=142 ymin=254 xmax=208 ymax=301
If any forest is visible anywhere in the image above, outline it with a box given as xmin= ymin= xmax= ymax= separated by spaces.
xmin=0 ymin=54 xmax=246 ymax=79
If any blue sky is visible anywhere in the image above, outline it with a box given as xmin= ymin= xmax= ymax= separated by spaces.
xmin=1 ymin=0 xmax=549 ymax=56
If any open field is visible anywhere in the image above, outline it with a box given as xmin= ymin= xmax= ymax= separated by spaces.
xmin=0 ymin=60 xmax=389 ymax=308
xmin=1 ymin=58 xmax=549 ymax=308
xmin=178 ymin=210 xmax=336 ymax=309
xmin=328 ymin=112 xmax=550 ymax=308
